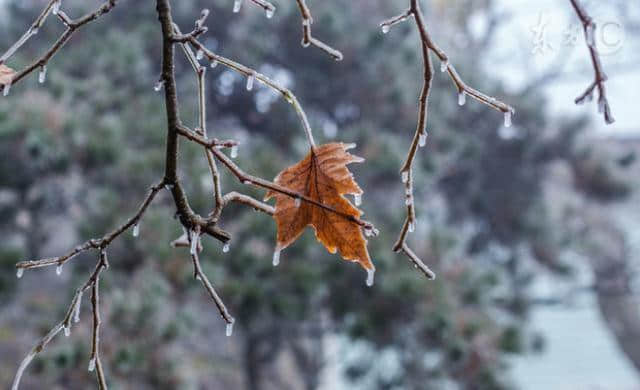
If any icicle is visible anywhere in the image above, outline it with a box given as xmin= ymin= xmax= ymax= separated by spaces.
xmin=401 ymin=171 xmax=409 ymax=184
xmin=418 ymin=133 xmax=427 ymax=147
xmin=196 ymin=49 xmax=204 ymax=60
xmin=458 ymin=91 xmax=466 ymax=106
xmin=222 ymin=243 xmax=230 ymax=253
xmin=190 ymin=231 xmax=199 ymax=255
xmin=354 ymin=194 xmax=362 ymax=206
xmin=226 ymin=320 xmax=235 ymax=336
xmin=154 ymin=80 xmax=164 ymax=92
xmin=272 ymin=246 xmax=281 ymax=267
xmin=408 ymin=221 xmax=415 ymax=233
xmin=52 ymin=0 xmax=61 ymax=15
xmin=56 ymin=264 xmax=63 ymax=276
xmin=196 ymin=274 xmax=202 ymax=281
xmin=265 ymin=7 xmax=275 ymax=19
xmin=246 ymin=72 xmax=255 ymax=91
xmin=3 ymin=82 xmax=11 ymax=97
xmin=88 ymin=358 xmax=96 ymax=372
xmin=366 ymin=268 xmax=375 ymax=287
xmin=381 ymin=24 xmax=390 ymax=34
xmin=440 ymin=60 xmax=449 ymax=73
xmin=132 ymin=223 xmax=140 ymax=237
xmin=210 ymin=59 xmax=218 ymax=68
xmin=504 ymin=110 xmax=513 ymax=128
xmin=31 ymin=26 xmax=39 ymax=35
xmin=64 ymin=325 xmax=70 ymax=337
xmin=38 ymin=65 xmax=47 ymax=84
xmin=73 ymin=291 xmax=82 ymax=323
xmin=294 ymin=197 xmax=301 ymax=208
xmin=364 ymin=227 xmax=374 ymax=237
xmin=233 ymin=0 xmax=242 ymax=13
xmin=230 ymin=145 xmax=238 ymax=158
xmin=16 ymin=268 xmax=24 ymax=279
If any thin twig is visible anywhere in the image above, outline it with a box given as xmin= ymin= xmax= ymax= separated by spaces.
xmin=569 ymin=0 xmax=615 ymax=124
xmin=294 ymin=0 xmax=343 ymax=60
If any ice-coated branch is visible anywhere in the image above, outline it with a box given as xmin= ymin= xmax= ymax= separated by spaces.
xmin=569 ymin=0 xmax=615 ymax=125
xmin=382 ymin=0 xmax=515 ymax=278
xmin=294 ymin=0 xmax=343 ymax=60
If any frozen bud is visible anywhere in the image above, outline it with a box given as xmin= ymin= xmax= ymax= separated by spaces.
xmin=52 ymin=0 xmax=61 ymax=15
xmin=458 ymin=91 xmax=466 ymax=106
xmin=16 ymin=268 xmax=24 ymax=279
xmin=233 ymin=0 xmax=242 ymax=13
xmin=440 ymin=60 xmax=449 ymax=73
xmin=38 ymin=65 xmax=47 ymax=84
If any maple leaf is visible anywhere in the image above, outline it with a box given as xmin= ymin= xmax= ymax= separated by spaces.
xmin=0 ymin=64 xmax=16 ymax=86
xmin=265 ymin=143 xmax=374 ymax=271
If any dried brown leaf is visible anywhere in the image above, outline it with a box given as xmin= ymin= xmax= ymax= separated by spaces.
xmin=265 ymin=143 xmax=373 ymax=270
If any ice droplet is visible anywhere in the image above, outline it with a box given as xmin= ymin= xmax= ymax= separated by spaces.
xmin=38 ymin=65 xmax=47 ymax=84
xmin=458 ymin=91 xmax=466 ymax=106
xmin=366 ymin=268 xmax=375 ymax=287
xmin=354 ymin=194 xmax=362 ymax=206
xmin=265 ymin=7 xmax=275 ymax=19
xmin=64 ymin=325 xmax=70 ymax=337
xmin=230 ymin=145 xmax=238 ymax=158
xmin=401 ymin=171 xmax=409 ymax=183
xmin=405 ymin=196 xmax=413 ymax=206
xmin=504 ymin=110 xmax=513 ymax=128
xmin=381 ymin=24 xmax=390 ymax=34
xmin=31 ymin=26 xmax=39 ymax=35
xmin=301 ymin=38 xmax=311 ymax=48
xmin=233 ymin=0 xmax=242 ymax=13
xmin=190 ymin=231 xmax=199 ymax=255
xmin=364 ymin=227 xmax=374 ymax=237
xmin=88 ymin=358 xmax=95 ymax=372
xmin=196 ymin=49 xmax=204 ymax=60
xmin=408 ymin=221 xmax=415 ymax=233
xmin=73 ymin=292 xmax=82 ymax=323
xmin=52 ymin=0 xmax=61 ymax=15
xmin=418 ymin=133 xmax=427 ymax=147
xmin=226 ymin=320 xmax=234 ymax=336
xmin=132 ymin=223 xmax=140 ymax=237
xmin=222 ymin=243 xmax=230 ymax=253
xmin=210 ymin=60 xmax=218 ymax=68
xmin=3 ymin=82 xmax=11 ymax=97
xmin=440 ymin=60 xmax=449 ymax=73
xmin=294 ymin=197 xmax=301 ymax=208
xmin=272 ymin=247 xmax=281 ymax=267
xmin=302 ymin=18 xmax=311 ymax=27
xmin=16 ymin=268 xmax=24 ymax=279
xmin=246 ymin=73 xmax=255 ymax=91
xmin=56 ymin=264 xmax=63 ymax=276
xmin=154 ymin=80 xmax=164 ymax=92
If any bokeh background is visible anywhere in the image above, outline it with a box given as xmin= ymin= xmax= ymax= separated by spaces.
xmin=1 ymin=0 xmax=639 ymax=389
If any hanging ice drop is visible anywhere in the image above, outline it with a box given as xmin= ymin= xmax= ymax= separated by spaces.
xmin=265 ymin=7 xmax=275 ymax=19
xmin=504 ymin=110 xmax=512 ymax=128
xmin=154 ymin=80 xmax=164 ymax=92
xmin=272 ymin=247 xmax=281 ymax=267
xmin=64 ymin=325 xmax=70 ymax=337
xmin=226 ymin=320 xmax=234 ymax=336
xmin=196 ymin=49 xmax=204 ymax=60
xmin=222 ymin=243 xmax=230 ymax=253
xmin=38 ymin=65 xmax=47 ymax=84
xmin=16 ymin=268 xmax=24 ymax=279
xmin=246 ymin=73 xmax=255 ymax=91
xmin=458 ymin=91 xmax=466 ymax=106
xmin=233 ymin=0 xmax=242 ymax=13
xmin=56 ymin=264 xmax=63 ymax=276
xmin=381 ymin=24 xmax=390 ymax=34
xmin=210 ymin=60 xmax=218 ymax=68
xmin=230 ymin=145 xmax=238 ymax=158
xmin=354 ymin=194 xmax=362 ymax=206
xmin=190 ymin=231 xmax=199 ymax=255
xmin=132 ymin=223 xmax=140 ymax=237
xmin=440 ymin=60 xmax=449 ymax=73
xmin=418 ymin=132 xmax=427 ymax=147
xmin=52 ymin=0 xmax=61 ymax=15
xmin=88 ymin=358 xmax=95 ymax=372
xmin=366 ymin=268 xmax=375 ymax=287
xmin=408 ymin=221 xmax=415 ymax=233
xmin=401 ymin=171 xmax=409 ymax=183
xmin=3 ymin=82 xmax=11 ymax=97
xmin=294 ymin=197 xmax=301 ymax=208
